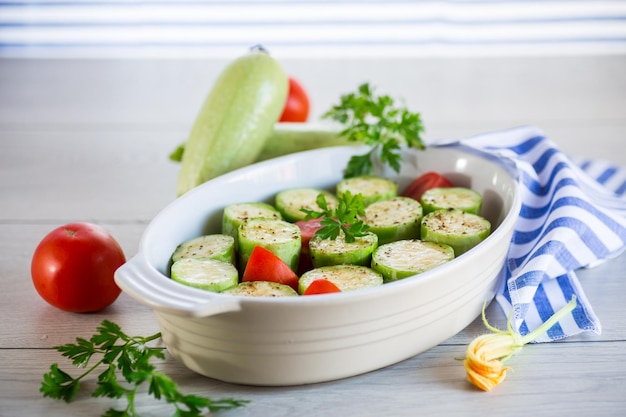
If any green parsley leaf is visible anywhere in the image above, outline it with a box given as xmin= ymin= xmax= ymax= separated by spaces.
xmin=40 ymin=320 xmax=249 ymax=416
xmin=323 ymin=82 xmax=425 ymax=178
xmin=56 ymin=337 xmax=95 ymax=368
xmin=302 ymin=191 xmax=370 ymax=243
xmin=40 ymin=363 xmax=80 ymax=402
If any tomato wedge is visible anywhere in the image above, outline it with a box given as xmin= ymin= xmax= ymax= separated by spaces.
xmin=295 ymin=218 xmax=323 ymax=274
xmin=296 ymin=218 xmax=323 ymax=249
xmin=242 ymin=246 xmax=299 ymax=291
xmin=303 ymin=278 xmax=341 ymax=295
xmin=402 ymin=171 xmax=454 ymax=201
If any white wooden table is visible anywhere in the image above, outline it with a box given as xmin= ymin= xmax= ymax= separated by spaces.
xmin=1 ymin=55 xmax=625 ymax=417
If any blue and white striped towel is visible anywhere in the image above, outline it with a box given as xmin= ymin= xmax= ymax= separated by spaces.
xmin=433 ymin=125 xmax=626 ymax=342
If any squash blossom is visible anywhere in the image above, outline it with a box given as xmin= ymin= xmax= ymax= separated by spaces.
xmin=464 ymin=296 xmax=577 ymax=391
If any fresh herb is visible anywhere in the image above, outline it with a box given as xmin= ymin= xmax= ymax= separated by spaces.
xmin=322 ymin=82 xmax=425 ymax=178
xmin=302 ymin=191 xmax=370 ymax=243
xmin=169 ymin=141 xmax=185 ymax=162
xmin=40 ymin=320 xmax=249 ymax=416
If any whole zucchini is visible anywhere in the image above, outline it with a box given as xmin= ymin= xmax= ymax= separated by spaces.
xmin=177 ymin=47 xmax=289 ymax=195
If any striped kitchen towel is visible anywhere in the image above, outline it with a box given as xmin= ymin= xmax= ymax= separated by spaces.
xmin=433 ymin=125 xmax=626 ymax=342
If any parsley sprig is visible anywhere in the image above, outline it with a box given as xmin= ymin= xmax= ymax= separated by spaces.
xmin=322 ymin=82 xmax=425 ymax=178
xmin=41 ymin=320 xmax=248 ymax=416
xmin=302 ymin=191 xmax=370 ymax=243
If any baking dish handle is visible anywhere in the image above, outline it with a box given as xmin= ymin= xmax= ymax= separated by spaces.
xmin=114 ymin=254 xmax=242 ymax=318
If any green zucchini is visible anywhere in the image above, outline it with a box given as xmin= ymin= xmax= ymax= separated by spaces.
xmin=371 ymin=239 xmax=454 ymax=282
xmin=222 ymin=202 xmax=283 ymax=244
xmin=275 ymin=187 xmax=338 ymax=223
xmin=169 ymin=123 xmax=348 ymax=164
xmin=363 ymin=196 xmax=423 ymax=245
xmin=222 ymin=281 xmax=298 ymax=297
xmin=421 ymin=187 xmax=483 ymax=215
xmin=298 ymin=264 xmax=383 ymax=294
xmin=336 ymin=175 xmax=398 ymax=206
xmin=309 ymin=231 xmax=378 ymax=268
xmin=176 ymin=47 xmax=289 ymax=195
xmin=421 ymin=209 xmax=491 ymax=256
xmin=170 ymin=258 xmax=239 ymax=292
xmin=237 ymin=218 xmax=302 ymax=272
xmin=171 ymin=234 xmax=235 ymax=264
xmin=257 ymin=122 xmax=349 ymax=161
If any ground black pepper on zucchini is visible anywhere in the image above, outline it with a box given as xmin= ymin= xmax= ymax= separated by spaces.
xmin=169 ymin=174 xmax=489 ymax=295
xmin=237 ymin=218 xmax=302 ymax=272
xmin=420 ymin=209 xmax=491 ymax=256
xmin=371 ymin=239 xmax=454 ymax=282
xmin=363 ymin=196 xmax=423 ymax=244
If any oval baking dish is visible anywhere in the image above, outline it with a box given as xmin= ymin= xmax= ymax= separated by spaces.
xmin=115 ymin=144 xmax=521 ymax=386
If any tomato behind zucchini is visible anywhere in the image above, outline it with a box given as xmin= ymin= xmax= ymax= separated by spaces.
xmin=279 ymin=77 xmax=310 ymax=122
xmin=402 ymin=172 xmax=454 ymax=201
xmin=302 ymin=278 xmax=342 ymax=295
xmin=295 ymin=218 xmax=323 ymax=274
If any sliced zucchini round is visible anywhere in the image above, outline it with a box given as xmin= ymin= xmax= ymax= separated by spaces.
xmin=420 ymin=187 xmax=483 ymax=215
xmin=170 ymin=258 xmax=239 ymax=292
xmin=309 ymin=231 xmax=378 ymax=268
xmin=171 ymin=234 xmax=235 ymax=264
xmin=274 ymin=187 xmax=338 ymax=222
xmin=371 ymin=239 xmax=454 ymax=282
xmin=222 ymin=281 xmax=298 ymax=297
xmin=421 ymin=209 xmax=491 ymax=256
xmin=363 ymin=196 xmax=423 ymax=245
xmin=237 ymin=218 xmax=302 ymax=272
xmin=298 ymin=264 xmax=383 ymax=294
xmin=336 ymin=175 xmax=398 ymax=206
xmin=222 ymin=202 xmax=282 ymax=243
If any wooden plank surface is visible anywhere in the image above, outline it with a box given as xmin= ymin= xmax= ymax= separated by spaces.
xmin=1 ymin=56 xmax=625 ymax=417
xmin=1 ymin=55 xmax=625 ymax=164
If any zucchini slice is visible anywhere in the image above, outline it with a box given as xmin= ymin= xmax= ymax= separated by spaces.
xmin=309 ymin=231 xmax=378 ymax=268
xmin=275 ymin=187 xmax=338 ymax=222
xmin=336 ymin=175 xmax=398 ymax=206
xmin=222 ymin=202 xmax=283 ymax=244
xmin=237 ymin=218 xmax=302 ymax=272
xmin=363 ymin=196 xmax=423 ymax=245
xmin=420 ymin=187 xmax=483 ymax=215
xmin=421 ymin=209 xmax=491 ymax=256
xmin=222 ymin=281 xmax=298 ymax=297
xmin=170 ymin=258 xmax=239 ymax=292
xmin=171 ymin=234 xmax=235 ymax=264
xmin=298 ymin=264 xmax=383 ymax=294
xmin=371 ymin=239 xmax=454 ymax=282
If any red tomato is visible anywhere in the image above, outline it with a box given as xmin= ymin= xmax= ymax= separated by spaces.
xmin=295 ymin=218 xmax=323 ymax=274
xmin=402 ymin=171 xmax=454 ymax=201
xmin=279 ymin=77 xmax=310 ymax=122
xmin=242 ymin=246 xmax=299 ymax=291
xmin=303 ymin=278 xmax=341 ymax=295
xmin=31 ymin=222 xmax=126 ymax=313
xmin=295 ymin=218 xmax=323 ymax=250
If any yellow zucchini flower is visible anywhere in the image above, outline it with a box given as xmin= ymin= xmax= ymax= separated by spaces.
xmin=464 ymin=296 xmax=577 ymax=391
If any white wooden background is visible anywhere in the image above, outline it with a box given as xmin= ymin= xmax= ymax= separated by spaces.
xmin=2 ymin=54 xmax=625 ymax=170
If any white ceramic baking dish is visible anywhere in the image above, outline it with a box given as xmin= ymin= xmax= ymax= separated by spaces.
xmin=115 ymin=144 xmax=521 ymax=386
